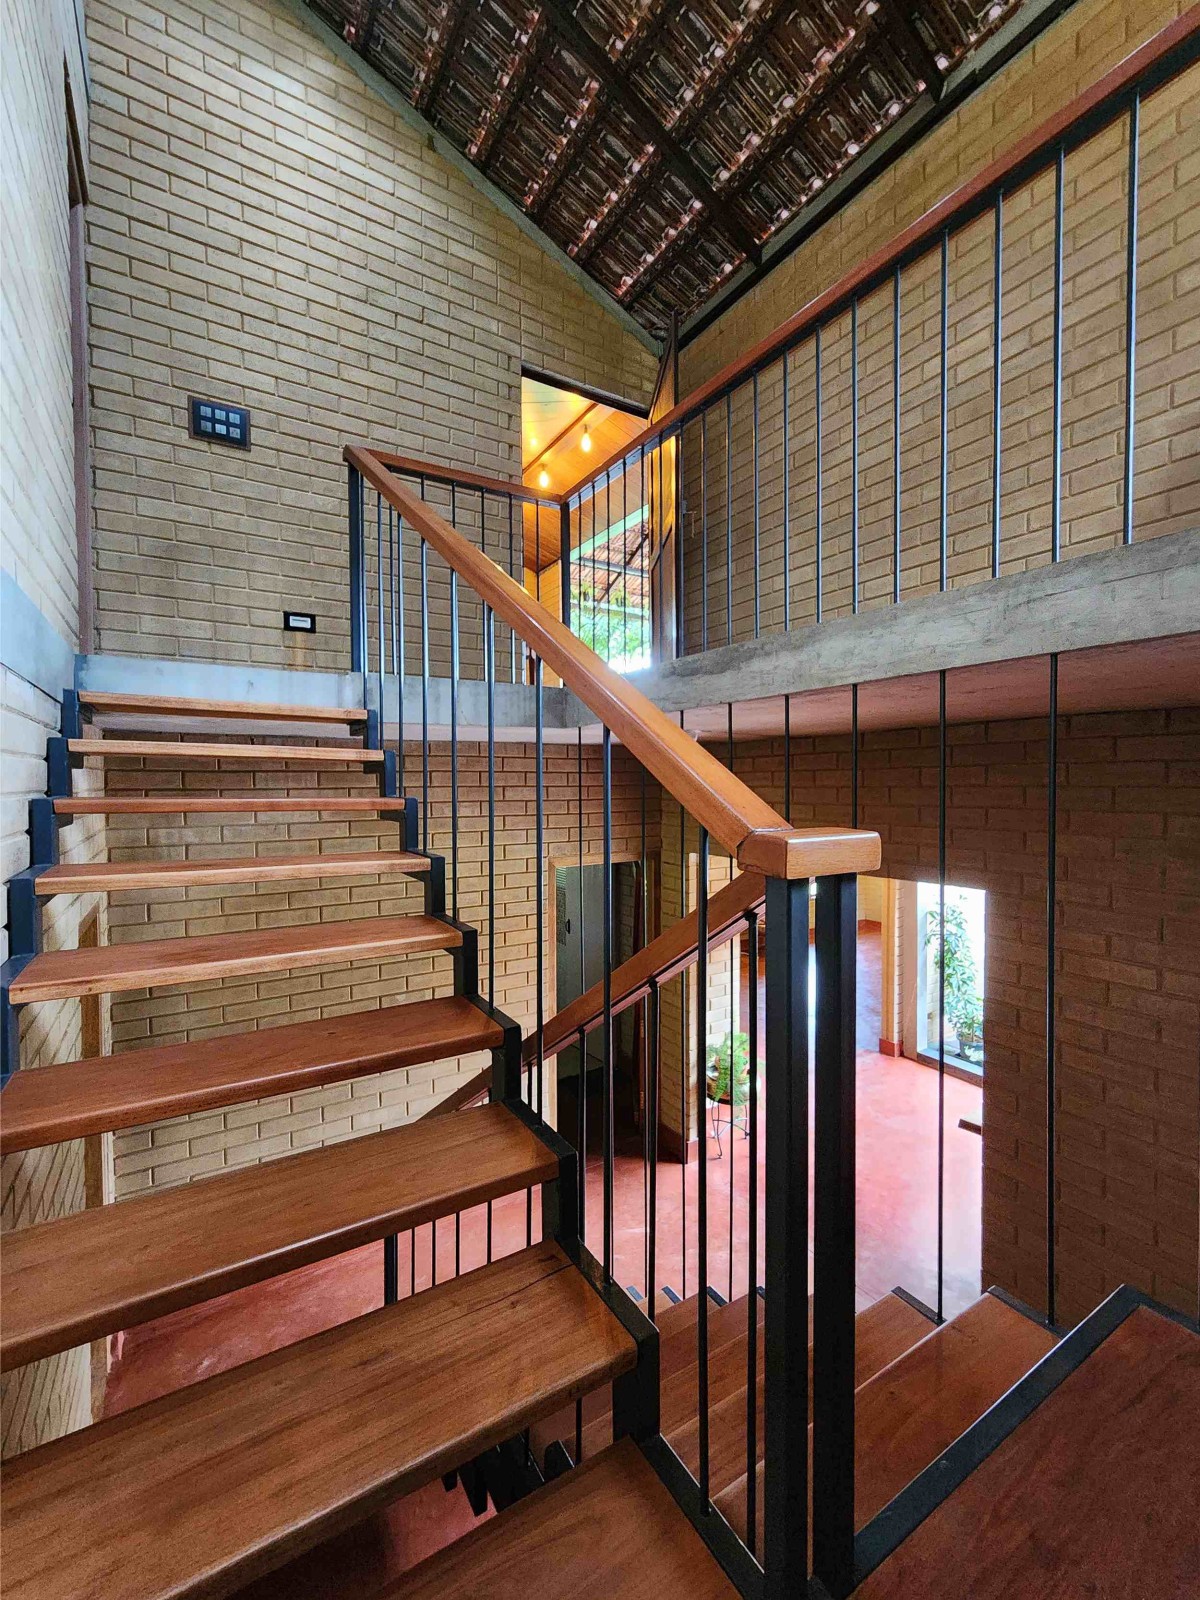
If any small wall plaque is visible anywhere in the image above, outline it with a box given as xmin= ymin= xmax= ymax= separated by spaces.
xmin=283 ymin=612 xmax=316 ymax=633
xmin=189 ymin=396 xmax=250 ymax=448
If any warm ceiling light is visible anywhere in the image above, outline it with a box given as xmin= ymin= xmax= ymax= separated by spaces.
xmin=581 ymin=424 xmax=592 ymax=453
xmin=528 ymin=435 xmax=538 ymax=450
xmin=538 ymin=468 xmax=551 ymax=489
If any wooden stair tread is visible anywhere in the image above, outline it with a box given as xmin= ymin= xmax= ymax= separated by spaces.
xmin=81 ymin=691 xmax=368 ymax=723
xmin=55 ymin=796 xmax=408 ymax=814
xmin=855 ymin=1306 xmax=1200 ymax=1599
xmin=3 ymin=1242 xmax=635 ymax=1600
xmin=36 ymin=849 xmax=428 ymax=894
xmin=384 ymin=1438 xmax=740 ymax=1600
xmin=9 ymin=914 xmax=460 ymax=1003
xmin=68 ymin=738 xmax=385 ymax=764
xmin=0 ymin=995 xmax=503 ymax=1153
xmin=713 ymin=1292 xmax=940 ymax=1542
xmin=1 ymin=1101 xmax=555 ymax=1370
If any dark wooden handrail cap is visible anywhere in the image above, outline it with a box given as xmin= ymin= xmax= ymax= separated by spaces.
xmin=737 ymin=826 xmax=882 ymax=880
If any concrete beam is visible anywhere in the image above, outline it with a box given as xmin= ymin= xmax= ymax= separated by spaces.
xmin=628 ymin=531 xmax=1200 ymax=715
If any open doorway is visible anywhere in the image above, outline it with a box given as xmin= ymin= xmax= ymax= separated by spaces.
xmin=554 ymin=859 xmax=650 ymax=1160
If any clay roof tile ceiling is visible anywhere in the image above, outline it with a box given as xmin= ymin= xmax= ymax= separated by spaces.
xmin=307 ymin=0 xmax=1031 ymax=337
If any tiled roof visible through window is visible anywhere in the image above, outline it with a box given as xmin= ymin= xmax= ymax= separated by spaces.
xmin=306 ymin=0 xmax=1040 ymax=338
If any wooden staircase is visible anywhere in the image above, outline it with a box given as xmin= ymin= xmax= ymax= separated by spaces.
xmin=0 ymin=687 xmax=734 ymax=1600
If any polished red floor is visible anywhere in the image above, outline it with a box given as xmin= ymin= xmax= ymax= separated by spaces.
xmin=100 ymin=929 xmax=981 ymax=1593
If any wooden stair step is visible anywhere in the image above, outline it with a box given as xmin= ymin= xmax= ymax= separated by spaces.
xmin=55 ymin=796 xmax=408 ymax=814
xmin=714 ymin=1291 xmax=1056 ymax=1545
xmin=68 ymin=738 xmax=384 ymax=764
xmin=383 ymin=1438 xmax=740 ymax=1600
xmin=8 ymin=913 xmax=460 ymax=1003
xmin=35 ymin=849 xmax=428 ymax=894
xmin=80 ymin=691 xmax=368 ymax=723
xmin=2 ymin=1242 xmax=635 ymax=1600
xmin=0 ymin=995 xmax=503 ymax=1153
xmin=1 ymin=1101 xmax=555 ymax=1370
xmin=854 ymin=1305 xmax=1200 ymax=1599
xmin=530 ymin=1292 xmax=762 ymax=1466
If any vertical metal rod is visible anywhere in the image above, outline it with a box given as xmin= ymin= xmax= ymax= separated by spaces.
xmin=348 ymin=464 xmax=366 ymax=674
xmin=395 ymin=507 xmax=406 ymax=793
xmin=937 ymin=668 xmax=947 ymax=1325
xmin=508 ymin=495 xmax=517 ymax=683
xmin=1122 ymin=96 xmax=1140 ymax=546
xmin=449 ymin=564 xmax=460 ymax=920
xmin=851 ymin=683 xmax=859 ymax=829
xmin=815 ymin=326 xmax=824 ymax=624
xmin=782 ymin=348 xmax=791 ymax=631
xmin=376 ymin=491 xmax=384 ymax=722
xmin=992 ymin=192 xmax=1004 ymax=580
xmin=1046 ymin=651 xmax=1059 ymax=1325
xmin=1051 ymin=146 xmax=1065 ymax=563
xmin=561 ymin=498 xmax=572 ymax=630
xmin=725 ymin=392 xmax=733 ymax=647
xmin=700 ymin=409 xmax=709 ymax=653
xmin=486 ymin=605 xmax=496 ymax=1008
xmin=680 ymin=721 xmax=688 ymax=1302
xmin=939 ymin=229 xmax=949 ymax=593
xmin=696 ymin=827 xmax=711 ymax=1507
xmin=602 ymin=726 xmax=614 ymax=1277
xmin=578 ymin=729 xmax=587 ymax=1242
xmin=851 ymin=299 xmax=860 ymax=615
xmin=420 ymin=537 xmax=430 ymax=849
xmin=812 ymin=874 xmax=858 ymax=1597
xmin=744 ymin=907 xmax=760 ymax=1555
xmin=892 ymin=270 xmax=902 ymax=605
xmin=727 ymin=704 xmax=736 ymax=1306
xmin=752 ymin=371 xmax=761 ymax=637
xmin=674 ymin=428 xmax=685 ymax=658
xmin=783 ymin=694 xmax=791 ymax=824
xmin=763 ymin=876 xmax=810 ymax=1596
xmin=640 ymin=446 xmax=649 ymax=663
xmin=536 ymin=657 xmax=545 ymax=1116
xmin=647 ymin=974 xmax=660 ymax=1319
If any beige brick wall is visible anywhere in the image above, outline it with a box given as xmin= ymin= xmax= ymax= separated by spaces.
xmin=0 ymin=0 xmax=109 ymax=1458
xmin=103 ymin=738 xmax=659 ymax=1194
xmin=675 ymin=0 xmax=1198 ymax=649
xmin=84 ymin=0 xmax=657 ymax=671
xmin=669 ymin=704 xmax=1200 ymax=1329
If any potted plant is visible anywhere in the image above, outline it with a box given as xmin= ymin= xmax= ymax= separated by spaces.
xmin=924 ymin=903 xmax=985 ymax=1066
xmin=706 ymin=1031 xmax=752 ymax=1107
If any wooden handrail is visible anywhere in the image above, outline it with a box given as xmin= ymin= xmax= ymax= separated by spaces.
xmin=345 ymin=443 xmax=880 ymax=880
xmin=567 ymin=9 xmax=1200 ymax=502
xmin=524 ymin=869 xmax=767 ymax=1068
xmin=364 ymin=446 xmax=559 ymax=507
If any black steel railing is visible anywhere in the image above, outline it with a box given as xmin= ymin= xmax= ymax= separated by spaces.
xmin=559 ymin=16 xmax=1198 ymax=666
xmin=345 ymin=444 xmax=881 ymax=1599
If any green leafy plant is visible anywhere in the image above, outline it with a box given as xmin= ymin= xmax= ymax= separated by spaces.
xmin=925 ymin=903 xmax=984 ymax=1062
xmin=573 ymin=579 xmax=650 ymax=667
xmin=706 ymin=1031 xmax=752 ymax=1105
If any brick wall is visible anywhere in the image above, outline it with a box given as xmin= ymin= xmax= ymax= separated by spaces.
xmin=83 ymin=0 xmax=657 ymax=671
xmin=104 ymin=738 xmax=659 ymax=1194
xmin=0 ymin=0 xmax=110 ymax=1458
xmin=678 ymin=705 xmax=1200 ymax=1328
xmin=675 ymin=0 xmax=1199 ymax=651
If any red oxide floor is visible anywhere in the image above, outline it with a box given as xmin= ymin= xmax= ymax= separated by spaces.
xmin=100 ymin=928 xmax=981 ymax=1594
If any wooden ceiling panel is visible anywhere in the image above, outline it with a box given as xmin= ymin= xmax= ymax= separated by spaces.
xmin=308 ymin=0 xmax=1042 ymax=337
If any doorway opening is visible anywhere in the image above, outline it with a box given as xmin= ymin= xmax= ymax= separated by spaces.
xmin=554 ymin=859 xmax=650 ymax=1160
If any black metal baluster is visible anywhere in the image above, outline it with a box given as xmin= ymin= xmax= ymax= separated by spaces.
xmin=784 ymin=693 xmax=791 ymax=823
xmin=420 ymin=535 xmax=430 ymax=850
xmin=1123 ymin=96 xmax=1140 ymax=546
xmin=812 ymin=871 xmax=858 ymax=1598
xmin=348 ymin=464 xmax=366 ymax=675
xmin=782 ymin=349 xmax=791 ymax=630
xmin=486 ymin=603 xmax=496 ymax=1007
xmin=536 ymin=657 xmax=545 ymax=1116
xmin=1051 ymin=146 xmax=1065 ymax=562
xmin=815 ymin=326 xmax=824 ymax=623
xmin=679 ymin=720 xmax=688 ymax=1302
xmin=696 ymin=827 xmax=711 ymax=1509
xmin=376 ymin=490 xmax=384 ymax=729
xmin=752 ymin=372 xmax=760 ymax=636
xmin=892 ymin=270 xmax=902 ymax=604
xmin=395 ymin=502 xmax=406 ymax=796
xmin=937 ymin=668 xmax=947 ymax=1324
xmin=763 ymin=876 xmax=810 ymax=1595
xmin=674 ymin=427 xmax=685 ymax=657
xmin=727 ymin=704 xmax=736 ymax=1306
xmin=509 ymin=495 xmax=517 ymax=682
xmin=602 ymin=725 xmax=614 ymax=1278
xmin=725 ymin=392 xmax=733 ymax=647
xmin=700 ymin=410 xmax=709 ymax=653
xmin=578 ymin=728 xmax=587 ymax=1242
xmin=647 ymin=972 xmax=660 ymax=1319
xmin=939 ymin=229 xmax=949 ymax=593
xmin=744 ymin=906 xmax=760 ymax=1555
xmin=450 ymin=558 xmax=460 ymax=920
xmin=1047 ymin=651 xmax=1059 ymax=1325
xmin=992 ymin=192 xmax=1004 ymax=580
xmin=851 ymin=299 xmax=860 ymax=615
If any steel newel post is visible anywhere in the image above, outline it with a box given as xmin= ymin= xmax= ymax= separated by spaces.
xmin=348 ymin=463 xmax=367 ymax=676
xmin=763 ymin=875 xmax=811 ymax=1597
xmin=813 ymin=872 xmax=858 ymax=1598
